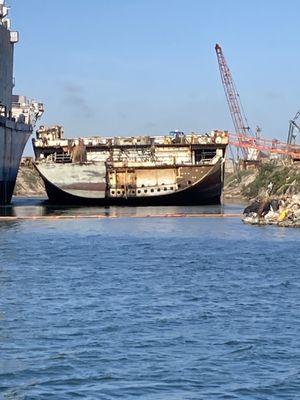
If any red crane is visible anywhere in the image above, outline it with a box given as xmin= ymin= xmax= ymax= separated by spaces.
xmin=215 ymin=43 xmax=254 ymax=159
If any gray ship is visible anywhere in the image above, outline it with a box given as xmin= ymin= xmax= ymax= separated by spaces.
xmin=0 ymin=1 xmax=43 ymax=204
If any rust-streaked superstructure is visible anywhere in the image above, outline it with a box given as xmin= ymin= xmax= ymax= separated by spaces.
xmin=33 ymin=127 xmax=228 ymax=205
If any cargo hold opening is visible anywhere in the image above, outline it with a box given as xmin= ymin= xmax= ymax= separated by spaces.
xmin=194 ymin=149 xmax=216 ymax=163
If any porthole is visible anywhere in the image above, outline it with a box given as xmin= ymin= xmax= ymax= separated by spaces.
xmin=144 ymin=189 xmax=147 ymax=193
xmin=132 ymin=190 xmax=135 ymax=194
xmin=138 ymin=190 xmax=141 ymax=194
xmin=178 ymin=184 xmax=181 ymax=188
xmin=111 ymin=191 xmax=115 ymax=194
xmin=151 ymin=189 xmax=154 ymax=193
xmin=188 ymin=180 xmax=191 ymax=185
xmin=164 ymin=187 xmax=167 ymax=191
xmin=170 ymin=187 xmax=173 ymax=190
xmin=157 ymin=188 xmax=161 ymax=192
xmin=117 ymin=191 xmax=121 ymax=195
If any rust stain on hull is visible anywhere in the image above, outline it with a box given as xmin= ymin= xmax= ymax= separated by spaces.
xmin=33 ymin=130 xmax=228 ymax=205
xmin=39 ymin=160 xmax=223 ymax=206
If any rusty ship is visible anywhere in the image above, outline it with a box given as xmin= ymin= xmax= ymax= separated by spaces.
xmin=33 ymin=127 xmax=228 ymax=206
xmin=0 ymin=1 xmax=43 ymax=204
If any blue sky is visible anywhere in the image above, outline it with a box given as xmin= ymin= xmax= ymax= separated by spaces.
xmin=9 ymin=0 xmax=300 ymax=154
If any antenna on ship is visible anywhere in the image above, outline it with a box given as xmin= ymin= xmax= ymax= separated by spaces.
xmin=0 ymin=0 xmax=18 ymax=42
xmin=0 ymin=0 xmax=9 ymax=21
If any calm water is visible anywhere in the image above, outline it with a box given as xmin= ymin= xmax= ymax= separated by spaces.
xmin=0 ymin=199 xmax=300 ymax=399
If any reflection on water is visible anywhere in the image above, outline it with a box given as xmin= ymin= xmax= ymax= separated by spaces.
xmin=0 ymin=202 xmax=299 ymax=400
xmin=0 ymin=197 xmax=245 ymax=218
xmin=0 ymin=204 xmax=15 ymax=217
xmin=1 ymin=197 xmax=300 ymax=400
xmin=0 ymin=220 xmax=19 ymax=231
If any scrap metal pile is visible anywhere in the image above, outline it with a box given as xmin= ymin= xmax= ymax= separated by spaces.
xmin=243 ymin=195 xmax=300 ymax=227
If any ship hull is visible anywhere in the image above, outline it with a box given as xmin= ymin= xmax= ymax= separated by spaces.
xmin=0 ymin=119 xmax=31 ymax=204
xmin=35 ymin=160 xmax=224 ymax=206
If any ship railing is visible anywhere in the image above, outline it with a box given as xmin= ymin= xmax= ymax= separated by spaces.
xmin=34 ymin=134 xmax=228 ymax=148
xmin=43 ymin=152 xmax=72 ymax=163
xmin=108 ymin=159 xmax=195 ymax=168
xmin=54 ymin=153 xmax=72 ymax=163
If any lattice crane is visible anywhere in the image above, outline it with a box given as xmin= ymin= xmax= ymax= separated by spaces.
xmin=215 ymin=43 xmax=255 ymax=160
xmin=287 ymin=109 xmax=300 ymax=145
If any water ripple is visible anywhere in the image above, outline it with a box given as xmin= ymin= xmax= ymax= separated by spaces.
xmin=0 ymin=204 xmax=300 ymax=398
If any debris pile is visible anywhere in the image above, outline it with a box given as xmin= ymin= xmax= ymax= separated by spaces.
xmin=14 ymin=165 xmax=46 ymax=197
xmin=224 ymin=162 xmax=300 ymax=201
xmin=243 ymin=194 xmax=300 ymax=227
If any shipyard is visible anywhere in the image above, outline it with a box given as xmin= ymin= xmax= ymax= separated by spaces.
xmin=0 ymin=0 xmax=300 ymax=215
xmin=1 ymin=1 xmax=300 ymax=399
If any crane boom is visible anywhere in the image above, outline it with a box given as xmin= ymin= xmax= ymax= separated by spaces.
xmin=229 ymin=132 xmax=300 ymax=160
xmin=215 ymin=43 xmax=253 ymax=159
xmin=287 ymin=109 xmax=300 ymax=145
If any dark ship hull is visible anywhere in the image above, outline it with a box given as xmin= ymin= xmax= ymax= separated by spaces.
xmin=0 ymin=10 xmax=32 ymax=205
xmin=0 ymin=4 xmax=43 ymax=204
xmin=35 ymin=160 xmax=224 ymax=206
xmin=0 ymin=119 xmax=31 ymax=205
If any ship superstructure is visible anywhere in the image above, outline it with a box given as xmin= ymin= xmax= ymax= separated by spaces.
xmin=33 ymin=128 xmax=228 ymax=205
xmin=0 ymin=1 xmax=43 ymax=204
